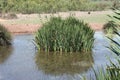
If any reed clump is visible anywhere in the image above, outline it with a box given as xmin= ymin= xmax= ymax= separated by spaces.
xmin=103 ymin=21 xmax=118 ymax=34
xmin=0 ymin=24 xmax=11 ymax=46
xmin=35 ymin=16 xmax=94 ymax=53
xmin=89 ymin=31 xmax=120 ymax=80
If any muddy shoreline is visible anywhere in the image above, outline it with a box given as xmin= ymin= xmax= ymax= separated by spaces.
xmin=1 ymin=23 xmax=103 ymax=35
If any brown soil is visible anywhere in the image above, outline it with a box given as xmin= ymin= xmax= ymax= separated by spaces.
xmin=3 ymin=24 xmax=40 ymax=35
xmin=89 ymin=23 xmax=103 ymax=31
xmin=0 ymin=11 xmax=108 ymax=35
xmin=2 ymin=23 xmax=103 ymax=35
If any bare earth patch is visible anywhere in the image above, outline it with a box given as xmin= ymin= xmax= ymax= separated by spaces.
xmin=3 ymin=24 xmax=40 ymax=35
xmin=89 ymin=23 xmax=103 ymax=31
xmin=0 ymin=11 xmax=109 ymax=35
xmin=2 ymin=23 xmax=103 ymax=35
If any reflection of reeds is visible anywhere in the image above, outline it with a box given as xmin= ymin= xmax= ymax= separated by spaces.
xmin=35 ymin=51 xmax=93 ymax=75
xmin=0 ymin=46 xmax=13 ymax=63
xmin=35 ymin=16 xmax=94 ymax=53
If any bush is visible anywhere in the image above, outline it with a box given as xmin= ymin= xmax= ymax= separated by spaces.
xmin=103 ymin=8 xmax=120 ymax=36
xmin=103 ymin=21 xmax=118 ymax=34
xmin=0 ymin=24 xmax=11 ymax=46
xmin=35 ymin=16 xmax=94 ymax=53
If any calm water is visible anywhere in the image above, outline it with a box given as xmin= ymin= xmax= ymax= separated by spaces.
xmin=0 ymin=31 xmax=117 ymax=80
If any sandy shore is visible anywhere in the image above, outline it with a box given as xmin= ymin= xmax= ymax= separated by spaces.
xmin=0 ymin=11 xmax=109 ymax=35
xmin=2 ymin=23 xmax=103 ymax=35
xmin=3 ymin=24 xmax=40 ymax=35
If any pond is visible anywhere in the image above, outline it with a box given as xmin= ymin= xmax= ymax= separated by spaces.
xmin=0 ymin=31 xmax=117 ymax=80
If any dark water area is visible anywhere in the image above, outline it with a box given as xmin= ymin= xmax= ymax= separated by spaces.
xmin=0 ymin=31 xmax=117 ymax=80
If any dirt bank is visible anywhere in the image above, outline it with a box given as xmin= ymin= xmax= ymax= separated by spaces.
xmin=3 ymin=24 xmax=40 ymax=35
xmin=0 ymin=11 xmax=109 ymax=35
xmin=2 ymin=23 xmax=103 ymax=35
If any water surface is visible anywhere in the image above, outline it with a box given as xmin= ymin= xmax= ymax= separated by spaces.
xmin=0 ymin=31 xmax=116 ymax=80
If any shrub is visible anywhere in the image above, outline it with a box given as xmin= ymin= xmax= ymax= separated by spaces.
xmin=103 ymin=21 xmax=118 ymax=34
xmin=35 ymin=16 xmax=94 ymax=53
xmin=103 ymin=8 xmax=120 ymax=36
xmin=0 ymin=24 xmax=11 ymax=46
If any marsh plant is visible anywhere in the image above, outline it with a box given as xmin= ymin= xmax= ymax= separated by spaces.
xmin=103 ymin=8 xmax=120 ymax=36
xmin=108 ymin=31 xmax=120 ymax=56
xmin=35 ymin=16 xmax=94 ymax=53
xmin=0 ymin=24 xmax=11 ymax=46
xmin=88 ymin=31 xmax=120 ymax=80
xmin=83 ymin=9 xmax=120 ymax=80
xmin=103 ymin=21 xmax=118 ymax=35
xmin=87 ymin=9 xmax=120 ymax=80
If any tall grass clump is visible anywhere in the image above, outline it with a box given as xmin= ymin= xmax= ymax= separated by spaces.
xmin=103 ymin=21 xmax=118 ymax=34
xmin=108 ymin=31 xmax=120 ymax=56
xmin=103 ymin=8 xmax=120 ymax=36
xmin=35 ymin=16 xmax=94 ymax=53
xmin=0 ymin=24 xmax=11 ymax=46
xmin=88 ymin=31 xmax=120 ymax=80
xmin=106 ymin=31 xmax=120 ymax=80
xmin=101 ymin=9 xmax=120 ymax=80
xmin=87 ymin=9 xmax=120 ymax=80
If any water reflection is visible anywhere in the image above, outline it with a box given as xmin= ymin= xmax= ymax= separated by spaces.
xmin=0 ymin=46 xmax=13 ymax=63
xmin=35 ymin=52 xmax=93 ymax=75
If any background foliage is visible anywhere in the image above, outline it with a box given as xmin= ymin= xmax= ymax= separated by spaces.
xmin=0 ymin=0 xmax=119 ymax=14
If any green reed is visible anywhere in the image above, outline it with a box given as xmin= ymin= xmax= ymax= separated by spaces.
xmin=81 ymin=31 xmax=120 ymax=80
xmin=87 ymin=9 xmax=120 ymax=80
xmin=103 ymin=21 xmax=118 ymax=34
xmin=35 ymin=16 xmax=94 ymax=53
xmin=0 ymin=24 xmax=11 ymax=46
